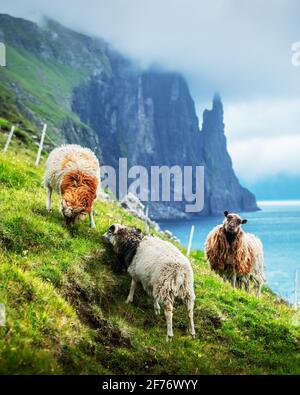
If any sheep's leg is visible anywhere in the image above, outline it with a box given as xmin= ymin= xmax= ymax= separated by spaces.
xmin=238 ymin=278 xmax=244 ymax=289
xmin=154 ymin=299 xmax=161 ymax=315
xmin=245 ymin=277 xmax=250 ymax=293
xmin=126 ymin=279 xmax=137 ymax=304
xmin=164 ymin=302 xmax=174 ymax=341
xmin=238 ymin=276 xmax=248 ymax=292
xmin=89 ymin=211 xmax=96 ymax=228
xmin=186 ymin=298 xmax=196 ymax=339
xmin=46 ymin=186 xmax=52 ymax=212
xmin=255 ymin=283 xmax=262 ymax=297
xmin=232 ymin=272 xmax=237 ymax=288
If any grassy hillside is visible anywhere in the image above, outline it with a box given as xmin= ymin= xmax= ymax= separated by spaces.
xmin=0 ymin=15 xmax=111 ymax=145
xmin=2 ymin=46 xmax=86 ymax=123
xmin=0 ymin=45 xmax=90 ymax=143
xmin=0 ymin=124 xmax=299 ymax=375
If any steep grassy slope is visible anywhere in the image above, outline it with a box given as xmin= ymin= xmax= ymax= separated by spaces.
xmin=0 ymin=15 xmax=110 ymax=146
xmin=2 ymin=45 xmax=87 ymax=123
xmin=0 ymin=44 xmax=91 ymax=143
xmin=0 ymin=124 xmax=299 ymax=375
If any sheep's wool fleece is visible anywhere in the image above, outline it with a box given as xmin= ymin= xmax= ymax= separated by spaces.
xmin=44 ymin=145 xmax=100 ymax=193
xmin=205 ymin=225 xmax=264 ymax=276
xmin=129 ymin=236 xmax=195 ymax=301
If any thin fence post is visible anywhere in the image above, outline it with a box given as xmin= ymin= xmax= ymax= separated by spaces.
xmin=3 ymin=125 xmax=15 ymax=153
xmin=186 ymin=224 xmax=195 ymax=257
xmin=144 ymin=205 xmax=149 ymax=232
xmin=35 ymin=124 xmax=47 ymax=166
xmin=294 ymin=270 xmax=298 ymax=310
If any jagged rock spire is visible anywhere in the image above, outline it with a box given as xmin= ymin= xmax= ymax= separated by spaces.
xmin=202 ymin=92 xmax=224 ymax=133
xmin=212 ymin=92 xmax=223 ymax=112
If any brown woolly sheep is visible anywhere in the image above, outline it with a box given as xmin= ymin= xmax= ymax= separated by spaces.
xmin=44 ymin=145 xmax=100 ymax=227
xmin=205 ymin=211 xmax=265 ymax=296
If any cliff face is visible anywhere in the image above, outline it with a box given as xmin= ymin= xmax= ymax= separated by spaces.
xmin=72 ymin=69 xmax=203 ymax=168
xmin=0 ymin=14 xmax=258 ymax=218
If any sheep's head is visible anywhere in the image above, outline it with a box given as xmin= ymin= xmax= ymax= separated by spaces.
xmin=103 ymin=224 xmax=144 ymax=267
xmin=61 ymin=198 xmax=87 ymax=226
xmin=103 ymin=224 xmax=125 ymax=246
xmin=223 ymin=211 xmax=247 ymax=234
xmin=103 ymin=224 xmax=143 ymax=246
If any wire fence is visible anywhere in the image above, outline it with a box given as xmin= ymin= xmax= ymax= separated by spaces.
xmin=1 ymin=122 xmax=59 ymax=164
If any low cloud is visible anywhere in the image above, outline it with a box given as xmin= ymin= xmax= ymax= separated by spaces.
xmin=224 ymin=99 xmax=300 ymax=141
xmin=228 ymin=135 xmax=300 ymax=182
xmin=222 ymin=99 xmax=300 ymax=181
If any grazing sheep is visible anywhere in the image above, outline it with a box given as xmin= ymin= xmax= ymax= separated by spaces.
xmin=44 ymin=144 xmax=100 ymax=228
xmin=205 ymin=211 xmax=265 ymax=296
xmin=103 ymin=224 xmax=196 ymax=341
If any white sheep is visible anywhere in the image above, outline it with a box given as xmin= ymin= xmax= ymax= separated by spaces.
xmin=104 ymin=224 xmax=196 ymax=341
xmin=44 ymin=144 xmax=100 ymax=227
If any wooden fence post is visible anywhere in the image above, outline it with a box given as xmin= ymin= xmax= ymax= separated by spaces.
xmin=144 ymin=205 xmax=149 ymax=232
xmin=186 ymin=224 xmax=195 ymax=257
xmin=3 ymin=125 xmax=15 ymax=153
xmin=35 ymin=124 xmax=47 ymax=166
xmin=294 ymin=270 xmax=298 ymax=310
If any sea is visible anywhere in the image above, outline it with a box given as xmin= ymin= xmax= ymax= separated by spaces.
xmin=159 ymin=201 xmax=300 ymax=304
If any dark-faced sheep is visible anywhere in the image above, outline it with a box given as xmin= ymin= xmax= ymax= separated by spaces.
xmin=205 ymin=211 xmax=265 ymax=296
xmin=103 ymin=224 xmax=196 ymax=341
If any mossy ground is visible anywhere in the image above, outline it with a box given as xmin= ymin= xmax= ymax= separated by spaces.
xmin=0 ymin=125 xmax=299 ymax=375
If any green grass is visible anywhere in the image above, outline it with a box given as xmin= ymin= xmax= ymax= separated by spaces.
xmin=0 ymin=45 xmax=94 ymax=143
xmin=0 ymin=46 xmax=87 ymax=123
xmin=0 ymin=130 xmax=299 ymax=375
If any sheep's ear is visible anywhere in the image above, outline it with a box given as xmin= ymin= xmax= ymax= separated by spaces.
xmin=109 ymin=224 xmax=116 ymax=234
xmin=241 ymin=219 xmax=247 ymax=224
xmin=224 ymin=210 xmax=229 ymax=217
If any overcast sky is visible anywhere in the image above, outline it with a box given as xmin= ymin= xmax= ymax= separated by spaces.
xmin=1 ymin=0 xmax=300 ymax=183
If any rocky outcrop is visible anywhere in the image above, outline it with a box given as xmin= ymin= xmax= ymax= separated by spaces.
xmin=119 ymin=193 xmax=180 ymax=242
xmin=120 ymin=193 xmax=160 ymax=231
xmin=120 ymin=193 xmax=146 ymax=220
